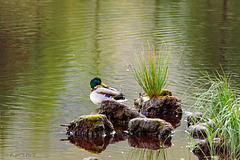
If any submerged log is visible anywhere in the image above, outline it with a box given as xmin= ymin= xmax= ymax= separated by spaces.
xmin=99 ymin=100 xmax=146 ymax=125
xmin=134 ymin=91 xmax=182 ymax=128
xmin=128 ymin=118 xmax=174 ymax=140
xmin=64 ymin=114 xmax=114 ymax=137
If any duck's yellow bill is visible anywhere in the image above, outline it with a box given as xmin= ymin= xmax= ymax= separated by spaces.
xmin=100 ymin=82 xmax=107 ymax=87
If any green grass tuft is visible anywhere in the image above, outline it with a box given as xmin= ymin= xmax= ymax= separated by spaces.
xmin=130 ymin=42 xmax=171 ymax=99
xmin=191 ymin=69 xmax=240 ymax=159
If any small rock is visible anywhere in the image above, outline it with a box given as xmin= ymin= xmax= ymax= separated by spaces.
xmin=187 ymin=123 xmax=208 ymax=139
xmin=187 ymin=121 xmax=215 ymax=139
xmin=187 ymin=112 xmax=211 ymax=127
xmin=134 ymin=95 xmax=182 ymax=128
xmin=186 ymin=112 xmax=215 ymax=139
xmin=128 ymin=118 xmax=174 ymax=140
xmin=192 ymin=138 xmax=230 ymax=159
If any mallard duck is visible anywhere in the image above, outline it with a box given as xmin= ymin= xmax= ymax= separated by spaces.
xmin=90 ymin=77 xmax=126 ymax=105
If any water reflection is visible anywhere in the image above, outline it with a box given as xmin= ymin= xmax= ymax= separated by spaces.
xmin=62 ymin=124 xmax=172 ymax=155
xmin=128 ymin=135 xmax=172 ymax=150
xmin=62 ymin=135 xmax=113 ymax=154
xmin=127 ymin=148 xmax=167 ymax=160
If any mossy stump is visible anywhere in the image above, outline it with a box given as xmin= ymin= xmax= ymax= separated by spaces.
xmin=99 ymin=100 xmax=146 ymax=125
xmin=134 ymin=90 xmax=182 ymax=128
xmin=64 ymin=114 xmax=114 ymax=137
xmin=128 ymin=118 xmax=174 ymax=140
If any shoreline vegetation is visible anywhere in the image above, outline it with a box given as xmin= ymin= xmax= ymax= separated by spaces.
xmin=189 ymin=70 xmax=240 ymax=159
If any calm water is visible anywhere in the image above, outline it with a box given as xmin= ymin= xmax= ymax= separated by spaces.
xmin=1 ymin=0 xmax=240 ymax=160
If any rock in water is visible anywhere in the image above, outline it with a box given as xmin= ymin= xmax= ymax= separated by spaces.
xmin=192 ymin=138 xmax=230 ymax=160
xmin=141 ymin=96 xmax=182 ymax=117
xmin=99 ymin=100 xmax=146 ymax=125
xmin=64 ymin=114 xmax=114 ymax=137
xmin=128 ymin=118 xmax=174 ymax=140
xmin=134 ymin=92 xmax=182 ymax=128
xmin=186 ymin=112 xmax=215 ymax=139
xmin=187 ymin=112 xmax=211 ymax=127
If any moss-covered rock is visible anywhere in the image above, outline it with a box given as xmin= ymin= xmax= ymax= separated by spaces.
xmin=128 ymin=118 xmax=173 ymax=140
xmin=134 ymin=92 xmax=182 ymax=128
xmin=159 ymin=89 xmax=172 ymax=96
xmin=140 ymin=96 xmax=181 ymax=116
xmin=64 ymin=114 xmax=114 ymax=137
xmin=99 ymin=100 xmax=146 ymax=125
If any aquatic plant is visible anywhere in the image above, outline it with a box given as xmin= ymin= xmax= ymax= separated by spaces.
xmin=130 ymin=42 xmax=170 ymax=99
xmin=190 ymin=70 xmax=240 ymax=159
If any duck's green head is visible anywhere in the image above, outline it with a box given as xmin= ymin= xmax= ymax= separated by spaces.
xmin=90 ymin=77 xmax=107 ymax=89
